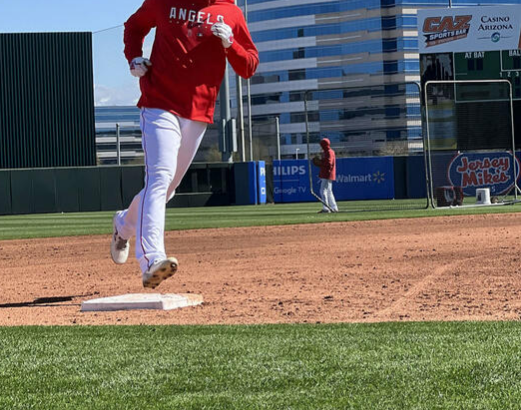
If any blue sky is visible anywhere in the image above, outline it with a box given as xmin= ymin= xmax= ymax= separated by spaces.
xmin=0 ymin=0 xmax=154 ymax=106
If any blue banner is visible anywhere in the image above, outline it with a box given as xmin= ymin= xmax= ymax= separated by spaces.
xmin=273 ymin=157 xmax=395 ymax=203
xmin=431 ymin=151 xmax=521 ymax=197
xmin=257 ymin=161 xmax=267 ymax=204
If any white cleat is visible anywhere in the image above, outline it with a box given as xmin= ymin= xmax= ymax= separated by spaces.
xmin=143 ymin=257 xmax=179 ymax=289
xmin=110 ymin=211 xmax=130 ymax=265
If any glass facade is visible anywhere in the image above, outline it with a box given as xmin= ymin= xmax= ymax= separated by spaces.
xmin=236 ymin=0 xmax=521 ymax=157
xmin=94 ymin=106 xmax=143 ymax=165
xmin=94 ymin=106 xmax=221 ymax=164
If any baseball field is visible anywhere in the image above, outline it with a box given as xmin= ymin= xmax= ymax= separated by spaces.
xmin=2 ymin=201 xmax=521 ymax=408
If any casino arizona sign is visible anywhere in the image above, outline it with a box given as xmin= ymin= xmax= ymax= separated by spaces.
xmin=448 ymin=152 xmax=520 ymax=196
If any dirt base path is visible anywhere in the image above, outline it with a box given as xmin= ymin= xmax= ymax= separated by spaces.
xmin=1 ymin=213 xmax=521 ymax=326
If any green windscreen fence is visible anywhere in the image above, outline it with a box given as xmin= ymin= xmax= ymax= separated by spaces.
xmin=55 ymin=169 xmax=80 ymax=212
xmin=31 ymin=169 xmax=56 ymax=214
xmin=10 ymin=171 xmax=33 ymax=215
xmin=0 ymin=171 xmax=11 ymax=215
xmin=0 ymin=164 xmax=234 ymax=215
xmin=100 ymin=167 xmax=123 ymax=211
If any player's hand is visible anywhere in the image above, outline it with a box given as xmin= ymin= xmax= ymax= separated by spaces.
xmin=129 ymin=57 xmax=152 ymax=78
xmin=211 ymin=16 xmax=233 ymax=49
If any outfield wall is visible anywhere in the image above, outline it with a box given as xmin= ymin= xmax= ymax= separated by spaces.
xmin=0 ymin=164 xmax=233 ymax=215
xmin=0 ymin=157 xmax=428 ymax=215
xmin=273 ymin=156 xmax=427 ymax=203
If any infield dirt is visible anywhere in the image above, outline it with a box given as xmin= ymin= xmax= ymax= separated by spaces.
xmin=1 ymin=213 xmax=521 ymax=325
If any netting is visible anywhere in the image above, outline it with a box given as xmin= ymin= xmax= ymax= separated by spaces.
xmin=302 ymin=82 xmax=429 ymax=212
xmin=244 ymin=118 xmax=279 ymax=164
xmin=425 ymin=80 xmax=519 ymax=207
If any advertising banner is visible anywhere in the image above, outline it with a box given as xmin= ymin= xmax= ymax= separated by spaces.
xmin=257 ymin=161 xmax=267 ymax=204
xmin=431 ymin=151 xmax=521 ymax=197
xmin=417 ymin=6 xmax=521 ymax=53
xmin=273 ymin=157 xmax=395 ymax=203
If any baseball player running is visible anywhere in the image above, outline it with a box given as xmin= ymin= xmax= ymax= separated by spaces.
xmin=110 ymin=0 xmax=259 ymax=288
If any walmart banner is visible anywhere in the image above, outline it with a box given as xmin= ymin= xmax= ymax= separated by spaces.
xmin=273 ymin=157 xmax=395 ymax=203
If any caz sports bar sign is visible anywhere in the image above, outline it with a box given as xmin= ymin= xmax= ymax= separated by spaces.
xmin=417 ymin=5 xmax=521 ymax=53
xmin=447 ymin=152 xmax=520 ymax=196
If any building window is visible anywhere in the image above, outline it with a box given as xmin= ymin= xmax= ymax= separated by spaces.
xmin=383 ymin=39 xmax=397 ymax=52
xmin=288 ymin=70 xmax=306 ymax=81
xmin=386 ymin=130 xmax=401 ymax=140
xmin=293 ymin=48 xmax=305 ymax=59
xmin=384 ymin=84 xmax=400 ymax=95
xmin=289 ymin=92 xmax=305 ymax=102
xmin=385 ymin=106 xmax=401 ymax=118
xmin=381 ymin=16 xmax=396 ymax=30
xmin=290 ymin=112 xmax=319 ymax=123
xmin=384 ymin=61 xmax=398 ymax=74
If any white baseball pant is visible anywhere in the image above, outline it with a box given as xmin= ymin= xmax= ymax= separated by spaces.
xmin=115 ymin=108 xmax=207 ymax=273
xmin=319 ymin=178 xmax=338 ymax=212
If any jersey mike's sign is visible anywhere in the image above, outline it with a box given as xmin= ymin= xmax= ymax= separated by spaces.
xmin=448 ymin=152 xmax=520 ymax=196
xmin=418 ymin=6 xmax=521 ymax=53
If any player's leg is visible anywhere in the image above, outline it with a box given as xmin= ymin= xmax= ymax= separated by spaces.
xmin=165 ymin=117 xmax=207 ymax=202
xmin=113 ymin=192 xmax=140 ymax=242
xmin=113 ymin=110 xmax=180 ymax=248
xmin=111 ymin=108 xmax=184 ymax=273
xmin=134 ymin=108 xmax=182 ymax=277
xmin=111 ymin=143 xmax=150 ymax=264
xmin=319 ymin=178 xmax=330 ymax=213
xmin=141 ymin=117 xmax=207 ymax=289
xmin=326 ymin=180 xmax=338 ymax=212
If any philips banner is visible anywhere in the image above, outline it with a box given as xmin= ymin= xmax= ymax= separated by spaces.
xmin=417 ymin=5 xmax=521 ymax=53
xmin=273 ymin=157 xmax=395 ymax=203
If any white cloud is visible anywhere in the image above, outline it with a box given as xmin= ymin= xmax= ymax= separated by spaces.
xmin=94 ymin=82 xmax=141 ymax=107
xmin=93 ymin=29 xmax=155 ymax=107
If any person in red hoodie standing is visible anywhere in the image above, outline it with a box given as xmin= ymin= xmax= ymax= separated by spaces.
xmin=317 ymin=138 xmax=338 ymax=213
xmin=110 ymin=0 xmax=259 ymax=289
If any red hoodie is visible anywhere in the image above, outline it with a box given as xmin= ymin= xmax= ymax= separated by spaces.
xmin=318 ymin=138 xmax=336 ymax=181
xmin=124 ymin=0 xmax=259 ymax=123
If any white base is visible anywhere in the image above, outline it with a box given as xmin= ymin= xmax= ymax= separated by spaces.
xmin=81 ymin=293 xmax=203 ymax=312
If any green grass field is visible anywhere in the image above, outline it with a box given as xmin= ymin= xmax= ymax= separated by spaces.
xmin=1 ymin=199 xmax=520 ymax=240
xmin=2 ymin=322 xmax=521 ymax=409
xmin=2 ymin=201 xmax=521 ymax=409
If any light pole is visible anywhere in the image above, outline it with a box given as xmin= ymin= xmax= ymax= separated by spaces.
xmin=219 ymin=64 xmax=233 ymax=163
xmin=243 ymin=0 xmax=253 ymax=161
xmin=116 ymin=123 xmax=121 ymax=165
xmin=236 ymin=75 xmax=245 ymax=162
xmin=295 ymin=148 xmax=300 ymax=159
xmin=275 ymin=116 xmax=280 ymax=161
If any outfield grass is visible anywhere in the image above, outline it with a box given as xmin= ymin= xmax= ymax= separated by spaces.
xmin=0 ymin=199 xmax=520 ymax=240
xmin=1 ymin=322 xmax=521 ymax=409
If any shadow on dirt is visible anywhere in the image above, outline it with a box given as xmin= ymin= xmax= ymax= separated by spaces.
xmin=0 ymin=295 xmax=93 ymax=308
